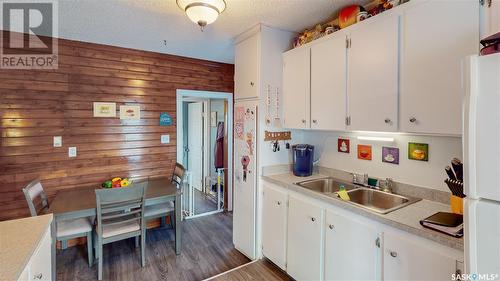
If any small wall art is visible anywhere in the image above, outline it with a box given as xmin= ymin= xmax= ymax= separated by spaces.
xmin=338 ymin=138 xmax=350 ymax=153
xmin=357 ymin=144 xmax=372 ymax=160
xmin=120 ymin=105 xmax=141 ymax=120
xmin=382 ymin=147 xmax=399 ymax=164
xmin=93 ymin=102 xmax=116 ymax=117
xmin=160 ymin=112 xmax=173 ymax=126
xmin=408 ymin=142 xmax=429 ymax=161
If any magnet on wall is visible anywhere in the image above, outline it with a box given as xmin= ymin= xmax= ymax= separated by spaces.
xmin=382 ymin=146 xmax=399 ymax=164
xmin=338 ymin=138 xmax=350 ymax=153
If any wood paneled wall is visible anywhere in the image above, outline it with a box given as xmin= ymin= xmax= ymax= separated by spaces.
xmin=0 ymin=32 xmax=234 ymax=221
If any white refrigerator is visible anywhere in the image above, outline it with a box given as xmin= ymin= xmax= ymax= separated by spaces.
xmin=464 ymin=52 xmax=500 ymax=276
xmin=232 ymin=100 xmax=258 ymax=259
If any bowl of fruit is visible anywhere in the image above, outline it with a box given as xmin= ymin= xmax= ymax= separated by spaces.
xmin=101 ymin=177 xmax=131 ymax=189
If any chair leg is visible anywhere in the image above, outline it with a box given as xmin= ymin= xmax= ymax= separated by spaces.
xmin=98 ymin=239 xmax=103 ymax=280
xmin=86 ymin=232 xmax=93 ymax=267
xmin=160 ymin=216 xmax=166 ymax=227
xmin=141 ymin=232 xmax=146 ymax=267
xmin=170 ymin=213 xmax=175 ymax=229
xmin=135 ymin=236 xmax=139 ymax=248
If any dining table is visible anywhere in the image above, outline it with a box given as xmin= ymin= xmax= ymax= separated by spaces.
xmin=47 ymin=177 xmax=182 ymax=280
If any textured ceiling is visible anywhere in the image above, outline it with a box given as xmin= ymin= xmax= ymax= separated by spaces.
xmin=58 ymin=0 xmax=371 ymax=63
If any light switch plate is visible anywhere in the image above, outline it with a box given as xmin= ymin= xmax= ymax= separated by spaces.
xmin=161 ymin=135 xmax=170 ymax=144
xmin=68 ymin=147 xmax=77 ymax=157
xmin=53 ymin=136 xmax=62 ymax=147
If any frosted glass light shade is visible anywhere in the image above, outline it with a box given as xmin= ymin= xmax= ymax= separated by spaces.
xmin=177 ymin=0 xmax=226 ymax=27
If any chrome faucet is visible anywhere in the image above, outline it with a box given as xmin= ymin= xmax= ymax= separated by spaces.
xmin=380 ymin=178 xmax=394 ymax=193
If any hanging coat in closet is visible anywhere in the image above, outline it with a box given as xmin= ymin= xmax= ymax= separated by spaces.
xmin=214 ymin=121 xmax=224 ymax=169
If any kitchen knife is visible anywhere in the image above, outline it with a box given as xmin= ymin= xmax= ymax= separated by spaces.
xmin=445 ymin=166 xmax=457 ymax=181
xmin=451 ymin=158 xmax=463 ymax=182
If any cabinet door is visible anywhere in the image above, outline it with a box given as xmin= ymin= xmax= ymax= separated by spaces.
xmin=311 ymin=35 xmax=347 ymax=131
xmin=283 ymin=47 xmax=311 ymax=129
xmin=347 ymin=14 xmax=399 ymax=132
xmin=235 ymin=33 xmax=259 ymax=100
xmin=383 ymin=231 xmax=457 ymax=281
xmin=400 ymin=0 xmax=478 ymax=135
xmin=262 ymin=185 xmax=288 ymax=270
xmin=324 ymin=210 xmax=379 ymax=281
xmin=29 ymin=227 xmax=52 ymax=281
xmin=286 ymin=196 xmax=323 ymax=281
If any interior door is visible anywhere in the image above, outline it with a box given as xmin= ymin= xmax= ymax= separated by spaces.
xmin=187 ymin=102 xmax=204 ymax=191
xmin=347 ymin=14 xmax=399 ymax=132
xmin=311 ymin=33 xmax=347 ymax=131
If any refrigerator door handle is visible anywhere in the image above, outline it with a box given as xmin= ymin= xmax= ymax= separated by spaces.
xmin=463 ymin=55 xmax=478 ymax=198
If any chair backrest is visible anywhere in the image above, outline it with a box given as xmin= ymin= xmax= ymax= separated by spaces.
xmin=22 ymin=179 xmax=49 ymax=217
xmin=171 ymin=163 xmax=186 ymax=188
xmin=95 ymin=183 xmax=147 ymax=237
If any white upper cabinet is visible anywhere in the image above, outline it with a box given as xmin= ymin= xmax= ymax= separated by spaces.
xmin=347 ymin=14 xmax=400 ymax=132
xmin=324 ymin=210 xmax=380 ymax=281
xmin=283 ymin=47 xmax=311 ymax=129
xmin=234 ymin=32 xmax=259 ymax=100
xmin=286 ymin=196 xmax=323 ymax=281
xmin=311 ymin=33 xmax=348 ymax=131
xmin=400 ymin=0 xmax=479 ymax=135
xmin=262 ymin=184 xmax=288 ymax=270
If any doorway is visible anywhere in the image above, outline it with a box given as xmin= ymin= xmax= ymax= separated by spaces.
xmin=177 ymin=90 xmax=233 ymax=218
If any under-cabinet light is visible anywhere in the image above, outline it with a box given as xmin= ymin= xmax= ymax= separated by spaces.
xmin=357 ymin=136 xmax=395 ymax=142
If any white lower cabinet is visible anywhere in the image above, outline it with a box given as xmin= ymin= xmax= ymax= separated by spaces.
xmin=262 ymin=185 xmax=288 ymax=270
xmin=18 ymin=226 xmax=52 ymax=281
xmin=383 ymin=231 xmax=459 ymax=281
xmin=324 ymin=210 xmax=380 ymax=281
xmin=286 ymin=196 xmax=324 ymax=281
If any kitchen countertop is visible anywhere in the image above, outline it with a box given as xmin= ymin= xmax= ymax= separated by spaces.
xmin=262 ymin=173 xmax=463 ymax=251
xmin=0 ymin=214 xmax=53 ymax=281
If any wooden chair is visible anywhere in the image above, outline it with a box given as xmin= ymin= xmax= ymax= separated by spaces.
xmin=22 ymin=179 xmax=94 ymax=266
xmin=94 ymin=184 xmax=147 ymax=280
xmin=144 ymin=163 xmax=185 ymax=228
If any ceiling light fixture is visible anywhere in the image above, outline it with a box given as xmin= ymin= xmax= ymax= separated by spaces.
xmin=177 ymin=0 xmax=226 ymax=31
xmin=357 ymin=136 xmax=395 ymax=142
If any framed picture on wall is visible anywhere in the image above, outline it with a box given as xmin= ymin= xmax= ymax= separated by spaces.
xmin=93 ymin=102 xmax=116 ymax=117
xmin=120 ymin=105 xmax=141 ymax=120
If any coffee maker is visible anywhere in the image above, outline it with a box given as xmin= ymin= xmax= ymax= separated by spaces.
xmin=292 ymin=144 xmax=314 ymax=177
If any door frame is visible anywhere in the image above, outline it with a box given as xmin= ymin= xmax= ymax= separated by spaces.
xmin=176 ymin=89 xmax=234 ymax=211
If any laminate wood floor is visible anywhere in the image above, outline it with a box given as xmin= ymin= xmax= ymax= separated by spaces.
xmin=56 ymin=212 xmax=250 ymax=281
xmin=209 ymin=259 xmax=291 ymax=281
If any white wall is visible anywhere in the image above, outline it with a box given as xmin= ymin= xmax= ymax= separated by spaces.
xmin=297 ymin=130 xmax=462 ymax=192
xmin=258 ymin=25 xmax=298 ymax=168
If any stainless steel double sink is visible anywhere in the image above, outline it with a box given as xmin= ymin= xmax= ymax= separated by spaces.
xmin=296 ymin=177 xmax=421 ymax=214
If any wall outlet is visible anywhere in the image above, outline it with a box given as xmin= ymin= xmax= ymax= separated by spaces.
xmin=161 ymin=135 xmax=170 ymax=144
xmin=53 ymin=136 xmax=62 ymax=147
xmin=68 ymin=147 xmax=77 ymax=157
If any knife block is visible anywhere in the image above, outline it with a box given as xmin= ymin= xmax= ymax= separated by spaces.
xmin=450 ymin=195 xmax=463 ymax=215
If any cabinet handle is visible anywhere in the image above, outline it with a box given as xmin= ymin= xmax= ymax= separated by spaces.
xmin=33 ymin=273 xmax=43 ymax=280
xmin=375 ymin=237 xmax=381 ymax=248
xmin=312 ymin=119 xmax=318 ymax=124
xmin=310 ymin=217 xmax=316 ymax=222
xmin=384 ymin=118 xmax=391 ymax=124
xmin=390 ymin=251 xmax=398 ymax=258
xmin=250 ymin=81 xmax=254 ymax=86
xmin=409 ymin=117 xmax=417 ymax=123
xmin=277 ymin=201 xmax=281 ymax=206
xmin=301 ymin=119 xmax=306 ymax=124
xmin=328 ymin=224 xmax=334 ymax=230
